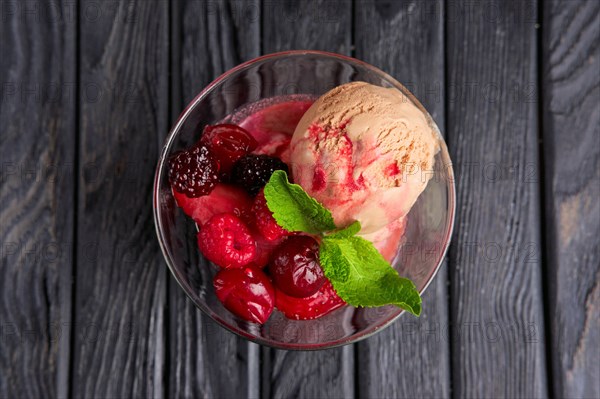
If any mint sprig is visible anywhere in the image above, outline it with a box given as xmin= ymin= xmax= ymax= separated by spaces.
xmin=263 ymin=170 xmax=422 ymax=316
xmin=264 ymin=170 xmax=336 ymax=234
xmin=328 ymin=220 xmax=361 ymax=239
xmin=319 ymin=238 xmax=351 ymax=282
xmin=320 ymin=235 xmax=421 ymax=315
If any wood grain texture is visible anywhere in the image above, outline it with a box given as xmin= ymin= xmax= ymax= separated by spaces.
xmin=262 ymin=348 xmax=354 ymax=399
xmin=262 ymin=0 xmax=353 ymax=55
xmin=541 ymin=1 xmax=600 ymax=397
xmin=169 ymin=1 xmax=261 ymax=397
xmin=446 ymin=1 xmax=549 ymax=397
xmin=72 ymin=1 xmax=168 ymax=397
xmin=354 ymin=1 xmax=451 ymax=397
xmin=0 ymin=1 xmax=75 ymax=397
xmin=260 ymin=1 xmax=354 ymax=398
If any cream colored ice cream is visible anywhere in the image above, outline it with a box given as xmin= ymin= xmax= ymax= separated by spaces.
xmin=289 ymin=82 xmax=440 ymax=251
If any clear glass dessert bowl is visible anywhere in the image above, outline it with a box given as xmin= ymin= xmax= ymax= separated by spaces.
xmin=153 ymin=50 xmax=455 ymax=350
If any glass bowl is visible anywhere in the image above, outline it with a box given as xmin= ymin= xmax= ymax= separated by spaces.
xmin=153 ymin=50 xmax=455 ymax=350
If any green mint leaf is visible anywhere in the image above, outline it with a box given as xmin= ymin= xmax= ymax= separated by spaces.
xmin=328 ymin=220 xmax=362 ymax=238
xmin=320 ymin=236 xmax=422 ymax=316
xmin=264 ymin=170 xmax=336 ymax=234
xmin=319 ymin=239 xmax=351 ymax=282
xmin=263 ymin=170 xmax=421 ymax=315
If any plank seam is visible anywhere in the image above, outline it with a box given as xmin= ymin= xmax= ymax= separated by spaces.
xmin=259 ymin=0 xmax=264 ymax=56
xmin=350 ymin=0 xmax=356 ymax=57
xmin=165 ymin=0 xmax=184 ymax=397
xmin=537 ymin=1 xmax=556 ymax=398
xmin=67 ymin=0 xmax=81 ymax=397
xmin=442 ymin=1 xmax=456 ymax=398
xmin=441 ymin=1 xmax=454 ymax=398
xmin=161 ymin=1 xmax=176 ymax=398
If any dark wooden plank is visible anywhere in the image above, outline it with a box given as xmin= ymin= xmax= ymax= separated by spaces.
xmin=260 ymin=1 xmax=354 ymax=398
xmin=541 ymin=1 xmax=600 ymax=397
xmin=262 ymin=0 xmax=352 ymax=55
xmin=354 ymin=1 xmax=451 ymax=397
xmin=447 ymin=1 xmax=549 ymax=397
xmin=168 ymin=1 xmax=261 ymax=397
xmin=262 ymin=348 xmax=354 ymax=399
xmin=0 ymin=1 xmax=75 ymax=397
xmin=72 ymin=1 xmax=169 ymax=397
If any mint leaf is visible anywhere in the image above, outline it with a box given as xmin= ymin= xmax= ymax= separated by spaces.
xmin=264 ymin=170 xmax=336 ymax=234
xmin=263 ymin=170 xmax=422 ymax=316
xmin=320 ymin=236 xmax=422 ymax=316
xmin=319 ymin=239 xmax=351 ymax=282
xmin=328 ymin=220 xmax=361 ymax=238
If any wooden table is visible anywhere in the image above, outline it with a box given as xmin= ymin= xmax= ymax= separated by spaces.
xmin=1 ymin=1 xmax=598 ymax=398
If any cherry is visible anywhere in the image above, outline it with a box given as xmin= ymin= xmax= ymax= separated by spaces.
xmin=213 ymin=266 xmax=275 ymax=324
xmin=201 ymin=124 xmax=257 ymax=177
xmin=275 ymin=280 xmax=345 ymax=320
xmin=269 ymin=236 xmax=325 ymax=298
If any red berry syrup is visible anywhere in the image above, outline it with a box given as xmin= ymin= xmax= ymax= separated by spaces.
xmin=172 ymin=95 xmax=349 ymax=323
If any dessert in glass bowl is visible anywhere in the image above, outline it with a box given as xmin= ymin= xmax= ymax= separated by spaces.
xmin=154 ymin=51 xmax=455 ymax=349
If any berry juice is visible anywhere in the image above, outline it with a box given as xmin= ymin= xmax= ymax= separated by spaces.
xmin=170 ymin=94 xmax=348 ymax=324
xmin=226 ymin=95 xmax=346 ymax=320
xmin=224 ymin=94 xmax=316 ymax=160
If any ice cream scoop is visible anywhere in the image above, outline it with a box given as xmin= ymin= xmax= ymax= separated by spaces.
xmin=289 ymin=82 xmax=440 ymax=240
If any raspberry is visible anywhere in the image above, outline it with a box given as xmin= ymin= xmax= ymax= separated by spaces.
xmin=168 ymin=144 xmax=219 ymax=197
xmin=269 ymin=236 xmax=325 ymax=298
xmin=197 ymin=213 xmax=256 ymax=268
xmin=252 ymin=189 xmax=290 ymax=241
xmin=213 ymin=266 xmax=275 ymax=324
xmin=231 ymin=154 xmax=289 ymax=196
xmin=200 ymin=124 xmax=257 ymax=178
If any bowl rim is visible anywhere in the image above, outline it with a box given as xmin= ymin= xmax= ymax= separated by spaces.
xmin=153 ymin=50 xmax=456 ymax=350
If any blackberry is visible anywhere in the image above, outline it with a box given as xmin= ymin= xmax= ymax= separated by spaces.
xmin=231 ymin=155 xmax=289 ymax=196
xmin=168 ymin=144 xmax=220 ymax=197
